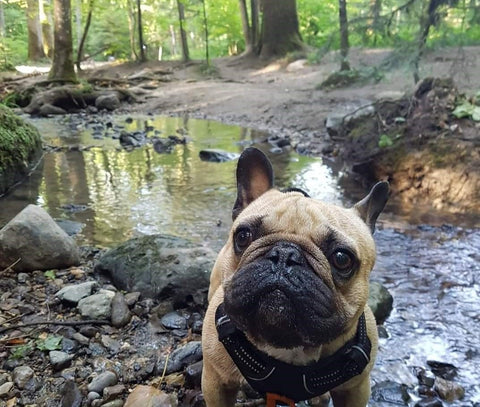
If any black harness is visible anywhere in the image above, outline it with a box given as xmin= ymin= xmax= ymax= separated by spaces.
xmin=215 ymin=303 xmax=372 ymax=403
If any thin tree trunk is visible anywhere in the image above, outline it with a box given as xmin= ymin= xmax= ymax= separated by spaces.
xmin=250 ymin=0 xmax=259 ymax=47
xmin=0 ymin=0 xmax=6 ymax=37
xmin=258 ymin=0 xmax=304 ymax=59
xmin=49 ymin=0 xmax=77 ymax=82
xmin=339 ymin=0 xmax=350 ymax=71
xmin=238 ymin=0 xmax=252 ymax=53
xmin=170 ymin=24 xmax=177 ymax=56
xmin=27 ymin=0 xmax=46 ymax=61
xmin=201 ymin=0 xmax=209 ymax=65
xmin=39 ymin=0 xmax=53 ymax=57
xmin=137 ymin=0 xmax=146 ymax=62
xmin=75 ymin=0 xmax=81 ymax=48
xmin=126 ymin=0 xmax=137 ymax=60
xmin=76 ymin=0 xmax=94 ymax=71
xmin=413 ymin=0 xmax=436 ymax=83
xmin=176 ymin=0 xmax=189 ymax=61
xmin=371 ymin=0 xmax=382 ymax=44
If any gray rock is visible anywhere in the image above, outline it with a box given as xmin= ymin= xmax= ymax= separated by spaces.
xmin=434 ymin=377 xmax=465 ymax=402
xmin=39 ymin=103 xmax=67 ymax=116
xmin=0 ymin=373 xmax=11 ymax=386
xmin=111 ymin=292 xmax=131 ymax=328
xmin=184 ymin=360 xmax=203 ymax=389
xmin=103 ymin=384 xmax=126 ymax=401
xmin=101 ymin=401 xmax=124 ymax=407
xmin=55 ymin=219 xmax=85 ymax=236
xmin=199 ymin=149 xmax=239 ymax=162
xmin=158 ymin=341 xmax=202 ymax=375
xmin=95 ymin=94 xmax=120 ymax=111
xmin=325 ymin=115 xmax=344 ymax=139
xmin=56 ymin=281 xmax=98 ymax=304
xmin=12 ymin=365 xmax=35 ymax=390
xmin=371 ymin=381 xmax=410 ymax=405
xmin=78 ymin=291 xmax=115 ymax=320
xmin=61 ymin=379 xmax=82 ymax=407
xmin=0 ymin=382 xmax=14 ymax=399
xmin=124 ymin=385 xmax=176 ymax=407
xmin=368 ymin=281 xmax=394 ymax=324
xmin=0 ymin=205 xmax=80 ymax=272
xmin=87 ymin=371 xmax=118 ymax=394
xmin=72 ymin=332 xmax=90 ymax=345
xmin=124 ymin=292 xmax=141 ymax=306
xmin=49 ymin=350 xmax=74 ymax=371
xmin=87 ymin=392 xmax=101 ymax=403
xmin=94 ymin=235 xmax=215 ymax=307
xmin=161 ymin=311 xmax=187 ymax=330
xmin=414 ymin=398 xmax=443 ymax=407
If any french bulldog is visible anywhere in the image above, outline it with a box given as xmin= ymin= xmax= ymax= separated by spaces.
xmin=201 ymin=147 xmax=388 ymax=407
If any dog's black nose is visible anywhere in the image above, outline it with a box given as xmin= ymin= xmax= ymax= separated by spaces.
xmin=267 ymin=242 xmax=305 ymax=268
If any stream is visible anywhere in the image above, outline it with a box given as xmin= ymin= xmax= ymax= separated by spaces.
xmin=0 ymin=114 xmax=479 ymax=406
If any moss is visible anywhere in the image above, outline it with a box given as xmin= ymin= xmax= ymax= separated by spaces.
xmin=0 ymin=104 xmax=43 ymax=194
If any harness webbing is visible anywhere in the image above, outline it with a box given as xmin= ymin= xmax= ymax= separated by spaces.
xmin=215 ymin=303 xmax=371 ymax=403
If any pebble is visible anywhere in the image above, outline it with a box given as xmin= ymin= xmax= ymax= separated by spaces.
xmin=414 ymin=398 xmax=443 ymax=407
xmin=124 ymin=292 xmax=141 ymax=306
xmin=427 ymin=360 xmax=457 ymax=380
xmin=56 ymin=281 xmax=98 ymax=304
xmin=78 ymin=291 xmax=115 ymax=319
xmin=371 ymin=381 xmax=410 ymax=405
xmin=49 ymin=351 xmax=74 ymax=371
xmin=13 ymin=365 xmax=34 ymax=389
xmin=124 ymin=385 xmax=176 ymax=407
xmin=434 ymin=377 xmax=465 ymax=402
xmin=184 ymin=360 xmax=203 ymax=389
xmin=103 ymin=384 xmax=126 ymax=400
xmin=157 ymin=341 xmax=202 ymax=375
xmin=72 ymin=332 xmax=90 ymax=345
xmin=87 ymin=371 xmax=118 ymax=394
xmin=87 ymin=391 xmax=101 ymax=403
xmin=111 ymin=292 xmax=131 ymax=328
xmin=0 ymin=382 xmax=14 ymax=399
xmin=99 ymin=400 xmax=124 ymax=407
xmin=161 ymin=311 xmax=187 ymax=330
xmin=61 ymin=379 xmax=82 ymax=407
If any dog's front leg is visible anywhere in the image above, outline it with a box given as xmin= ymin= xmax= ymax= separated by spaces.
xmin=201 ymin=359 xmax=239 ymax=407
xmin=329 ymin=375 xmax=371 ymax=407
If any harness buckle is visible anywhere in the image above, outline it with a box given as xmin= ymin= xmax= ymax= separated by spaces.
xmin=266 ymin=392 xmax=296 ymax=407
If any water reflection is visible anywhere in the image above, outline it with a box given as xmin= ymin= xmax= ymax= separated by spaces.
xmin=0 ymin=116 xmax=341 ymax=248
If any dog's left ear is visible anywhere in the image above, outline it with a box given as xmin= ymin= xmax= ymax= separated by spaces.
xmin=233 ymin=147 xmax=274 ymax=220
xmin=354 ymin=181 xmax=389 ymax=233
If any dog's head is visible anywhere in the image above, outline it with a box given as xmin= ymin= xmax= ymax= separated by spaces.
xmin=222 ymin=148 xmax=388 ymax=349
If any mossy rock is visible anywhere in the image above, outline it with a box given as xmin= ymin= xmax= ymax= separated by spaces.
xmin=0 ymin=105 xmax=43 ymax=195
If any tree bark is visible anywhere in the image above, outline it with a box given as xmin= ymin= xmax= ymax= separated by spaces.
xmin=250 ymin=0 xmax=259 ymax=47
xmin=339 ymin=0 xmax=350 ymax=71
xmin=238 ymin=0 xmax=252 ymax=53
xmin=176 ymin=0 xmax=189 ymax=61
xmin=126 ymin=0 xmax=137 ymax=60
xmin=371 ymin=0 xmax=382 ymax=44
xmin=0 ymin=0 xmax=6 ymax=37
xmin=201 ymin=0 xmax=210 ymax=64
xmin=49 ymin=0 xmax=77 ymax=82
xmin=76 ymin=0 xmax=94 ymax=71
xmin=39 ymin=0 xmax=54 ymax=57
xmin=27 ymin=0 xmax=46 ymax=61
xmin=258 ymin=0 xmax=304 ymax=59
xmin=137 ymin=0 xmax=146 ymax=62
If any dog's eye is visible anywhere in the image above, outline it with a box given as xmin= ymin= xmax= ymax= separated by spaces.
xmin=234 ymin=227 xmax=253 ymax=253
xmin=329 ymin=250 xmax=355 ymax=277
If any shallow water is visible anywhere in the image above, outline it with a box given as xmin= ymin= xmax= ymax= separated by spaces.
xmin=0 ymin=115 xmax=479 ymax=405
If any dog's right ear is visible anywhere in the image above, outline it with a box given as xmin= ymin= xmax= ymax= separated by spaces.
xmin=233 ymin=147 xmax=274 ymax=220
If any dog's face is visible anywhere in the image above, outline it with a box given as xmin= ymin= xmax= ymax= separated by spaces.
xmin=222 ymin=148 xmax=388 ymax=349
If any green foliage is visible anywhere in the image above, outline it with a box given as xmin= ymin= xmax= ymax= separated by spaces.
xmin=452 ymin=101 xmax=480 ymax=121
xmin=378 ymin=134 xmax=394 ymax=148
xmin=318 ymin=67 xmax=384 ymax=90
xmin=10 ymin=343 xmax=35 ymax=360
xmin=44 ymin=269 xmax=56 ymax=280
xmin=35 ymin=335 xmax=63 ymax=351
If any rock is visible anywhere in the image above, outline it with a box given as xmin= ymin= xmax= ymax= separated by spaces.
xmin=124 ymin=292 xmax=141 ymax=306
xmin=414 ymin=398 xmax=443 ymax=407
xmin=94 ymin=235 xmax=215 ymax=307
xmin=0 ymin=382 xmax=14 ymax=399
xmin=55 ymin=219 xmax=85 ymax=236
xmin=157 ymin=341 xmax=202 ymax=375
xmin=12 ymin=365 xmax=36 ymax=390
xmin=427 ymin=360 xmax=457 ymax=380
xmin=416 ymin=368 xmax=436 ymax=388
xmin=434 ymin=377 xmax=465 ymax=402
xmin=111 ymin=292 xmax=131 ymax=328
xmin=100 ymin=400 xmax=124 ymax=407
xmin=56 ymin=281 xmax=98 ymax=304
xmin=184 ymin=361 xmax=203 ymax=389
xmin=124 ymin=385 xmax=176 ymax=407
xmin=0 ymin=205 xmax=81 ymax=272
xmin=103 ymin=384 xmax=126 ymax=401
xmin=0 ymin=373 xmax=11 ymax=386
xmin=0 ymin=105 xmax=43 ymax=195
xmin=325 ymin=115 xmax=344 ymax=139
xmin=121 ymin=355 xmax=157 ymax=383
xmin=49 ymin=350 xmax=74 ymax=371
xmin=199 ymin=149 xmax=239 ymax=163
xmin=61 ymin=338 xmax=78 ymax=353
xmin=72 ymin=332 xmax=89 ymax=345
xmin=152 ymin=137 xmax=175 ymax=154
xmin=119 ymin=130 xmax=143 ymax=148
xmin=100 ymin=335 xmax=121 ymax=354
xmin=39 ymin=103 xmax=67 ymax=116
xmin=87 ymin=392 xmax=101 ymax=404
xmin=87 ymin=371 xmax=118 ymax=394
xmin=368 ymin=281 xmax=394 ymax=324
xmin=61 ymin=379 xmax=82 ymax=407
xmin=286 ymin=59 xmax=308 ymax=72
xmin=161 ymin=311 xmax=187 ymax=330
xmin=95 ymin=94 xmax=121 ymax=111
xmin=371 ymin=381 xmax=410 ymax=405
xmin=78 ymin=290 xmax=115 ymax=320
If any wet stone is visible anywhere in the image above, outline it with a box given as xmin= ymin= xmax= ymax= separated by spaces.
xmin=414 ymin=398 xmax=443 ymax=407
xmin=61 ymin=338 xmax=78 ymax=353
xmin=103 ymin=384 xmax=126 ymax=401
xmin=49 ymin=351 xmax=73 ymax=371
xmin=124 ymin=292 xmax=141 ymax=306
xmin=161 ymin=311 xmax=187 ymax=330
xmin=56 ymin=281 xmax=97 ymax=304
xmin=157 ymin=341 xmax=202 ymax=375
xmin=101 ymin=400 xmax=124 ymax=407
xmin=371 ymin=381 xmax=410 ymax=405
xmin=111 ymin=292 xmax=131 ymax=328
xmin=368 ymin=281 xmax=394 ymax=324
xmin=434 ymin=377 xmax=465 ymax=402
xmin=79 ymin=326 xmax=100 ymax=338
xmin=72 ymin=332 xmax=89 ymax=346
xmin=427 ymin=360 xmax=457 ymax=380
xmin=0 ymin=382 xmax=14 ymax=399
xmin=13 ymin=365 xmax=34 ymax=389
xmin=87 ymin=391 xmax=101 ymax=404
xmin=77 ymin=291 xmax=115 ymax=319
xmin=61 ymin=379 xmax=82 ymax=407
xmin=199 ymin=149 xmax=239 ymax=162
xmin=184 ymin=361 xmax=203 ymax=389
xmin=87 ymin=371 xmax=118 ymax=394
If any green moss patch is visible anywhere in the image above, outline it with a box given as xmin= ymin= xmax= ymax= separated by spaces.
xmin=0 ymin=104 xmax=43 ymax=195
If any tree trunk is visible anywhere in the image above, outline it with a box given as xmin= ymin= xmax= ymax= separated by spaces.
xmin=371 ymin=0 xmax=382 ymax=44
xmin=0 ymin=0 xmax=5 ymax=37
xmin=49 ymin=0 xmax=77 ymax=82
xmin=258 ymin=0 xmax=304 ymax=59
xmin=137 ymin=0 xmax=146 ymax=62
xmin=176 ymin=0 xmax=189 ymax=61
xmin=39 ymin=0 xmax=54 ymax=57
xmin=27 ymin=0 xmax=46 ymax=61
xmin=250 ymin=0 xmax=259 ymax=47
xmin=126 ymin=0 xmax=137 ymax=60
xmin=238 ymin=0 xmax=252 ymax=53
xmin=76 ymin=0 xmax=94 ymax=71
xmin=201 ymin=0 xmax=210 ymax=64
xmin=75 ymin=0 xmax=81 ymax=48
xmin=339 ymin=0 xmax=350 ymax=71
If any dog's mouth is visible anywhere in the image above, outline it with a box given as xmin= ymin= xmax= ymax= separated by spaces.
xmin=224 ymin=251 xmax=348 ymax=348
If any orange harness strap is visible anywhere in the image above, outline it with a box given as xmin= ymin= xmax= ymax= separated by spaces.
xmin=266 ymin=392 xmax=296 ymax=407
